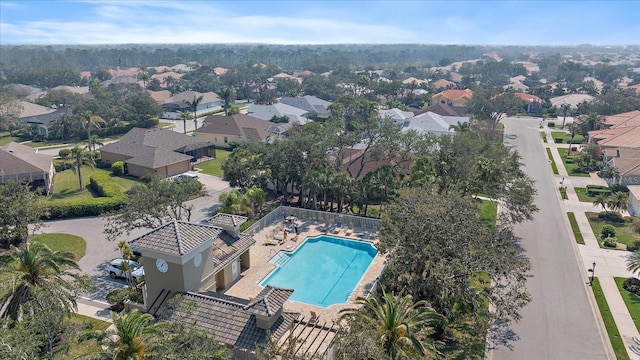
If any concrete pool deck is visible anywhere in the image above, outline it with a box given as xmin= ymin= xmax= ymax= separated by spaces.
xmin=222 ymin=218 xmax=386 ymax=322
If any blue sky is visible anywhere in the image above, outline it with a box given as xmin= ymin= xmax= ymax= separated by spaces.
xmin=1 ymin=1 xmax=638 ymax=45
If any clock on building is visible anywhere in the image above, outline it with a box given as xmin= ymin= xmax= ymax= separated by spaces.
xmin=156 ymin=258 xmax=169 ymax=273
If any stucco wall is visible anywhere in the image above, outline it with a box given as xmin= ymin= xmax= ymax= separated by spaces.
xmin=127 ymin=160 xmax=190 ymax=178
xmin=194 ymin=132 xmax=247 ymax=149
xmin=629 ymin=186 xmax=640 ymax=216
xmin=100 ymin=151 xmax=129 ymax=164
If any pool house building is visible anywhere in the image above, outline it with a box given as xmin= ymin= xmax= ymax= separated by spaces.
xmin=127 ymin=207 xmax=382 ymax=359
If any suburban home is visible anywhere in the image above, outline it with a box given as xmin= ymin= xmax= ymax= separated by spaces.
xmin=513 ymin=92 xmax=543 ymax=114
xmin=99 ymin=127 xmax=214 ymax=178
xmin=279 ymin=95 xmax=332 ymax=118
xmin=127 ymin=215 xmax=305 ymax=356
xmin=26 ymin=85 xmax=93 ymax=102
xmin=0 ymin=142 xmax=55 ymax=194
xmin=402 ymin=111 xmax=470 ymax=136
xmin=402 ymin=77 xmax=428 ymax=86
xmin=431 ymin=89 xmax=474 ymax=107
xmin=379 ymin=108 xmax=414 ymax=125
xmin=18 ymin=100 xmax=72 ymax=138
xmin=161 ymin=90 xmax=221 ymax=120
xmin=150 ymin=71 xmax=184 ymax=86
xmin=432 ymin=79 xmax=455 ymax=90
xmin=549 ymin=94 xmax=595 ymax=108
xmin=246 ymin=103 xmax=310 ymax=125
xmin=100 ymin=75 xmax=141 ymax=87
xmin=629 ymin=185 xmax=640 ymax=216
xmin=414 ymin=102 xmax=468 ymax=117
xmin=195 ymin=114 xmax=272 ymax=148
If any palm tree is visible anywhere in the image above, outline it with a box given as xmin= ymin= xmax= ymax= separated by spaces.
xmin=449 ymin=121 xmax=471 ymax=132
xmin=566 ymin=122 xmax=581 ymax=155
xmin=560 ymin=103 xmax=571 ymax=129
xmin=99 ymin=310 xmax=156 ymax=360
xmin=75 ymin=111 xmax=105 ymax=151
xmin=607 ymin=191 xmax=628 ymax=214
xmin=627 ymin=251 xmax=640 ymax=277
xmin=183 ymin=94 xmax=204 ymax=132
xmin=177 ymin=110 xmax=191 ymax=134
xmin=592 ymin=193 xmax=609 ymax=211
xmin=0 ymin=241 xmax=80 ymax=320
xmin=245 ymin=186 xmax=266 ymax=215
xmin=219 ymin=189 xmax=252 ymax=215
xmin=69 ymin=146 xmax=96 ymax=190
xmin=339 ymin=289 xmax=444 ymax=360
xmin=217 ymin=87 xmax=234 ymax=116
xmin=89 ymin=134 xmax=104 ymax=151
xmin=48 ymin=113 xmax=75 ymax=140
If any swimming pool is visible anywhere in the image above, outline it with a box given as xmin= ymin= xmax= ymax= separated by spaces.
xmin=260 ymin=235 xmax=378 ymax=308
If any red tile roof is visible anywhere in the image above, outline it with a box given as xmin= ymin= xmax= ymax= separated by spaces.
xmin=433 ymin=89 xmax=473 ymax=102
xmin=513 ymin=92 xmax=542 ymax=103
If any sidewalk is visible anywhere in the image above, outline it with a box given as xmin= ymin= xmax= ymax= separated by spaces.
xmin=544 ymin=126 xmax=640 ymax=359
xmin=77 ymin=297 xmax=113 ymax=323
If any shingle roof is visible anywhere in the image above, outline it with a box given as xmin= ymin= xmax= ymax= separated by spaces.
xmin=129 ymin=221 xmax=222 ymax=256
xmin=0 ymin=142 xmax=53 ymax=176
xmin=549 ymin=94 xmax=595 ymax=108
xmin=165 ymin=288 xmax=298 ymax=350
xmin=197 ymin=114 xmax=272 ymax=140
xmin=164 ymin=90 xmax=219 ymax=106
xmin=379 ymin=108 xmax=414 ymax=121
xmin=17 ymin=101 xmax=56 ymax=118
xmin=99 ymin=128 xmax=212 ymax=169
xmin=247 ymin=103 xmax=309 ymax=121
xmin=279 ymin=96 xmax=331 ymax=116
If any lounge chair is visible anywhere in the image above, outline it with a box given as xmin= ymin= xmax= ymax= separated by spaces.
xmin=345 ymin=228 xmax=353 ymax=236
xmin=264 ymin=237 xmax=279 ymax=246
xmin=310 ymin=311 xmax=319 ymax=323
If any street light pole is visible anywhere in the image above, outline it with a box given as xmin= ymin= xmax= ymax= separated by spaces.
xmin=589 ymin=262 xmax=596 ymax=285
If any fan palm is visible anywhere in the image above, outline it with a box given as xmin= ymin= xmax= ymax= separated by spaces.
xmin=627 ymin=251 xmax=640 ymax=277
xmin=607 ymin=191 xmax=628 ymax=214
xmin=75 ymin=111 xmax=105 ymax=151
xmin=98 ymin=310 xmax=156 ymax=360
xmin=177 ymin=110 xmax=191 ymax=134
xmin=183 ymin=94 xmax=203 ymax=131
xmin=560 ymin=103 xmax=571 ymax=129
xmin=592 ymin=193 xmax=609 ymax=211
xmin=48 ymin=113 xmax=75 ymax=140
xmin=69 ymin=146 xmax=96 ymax=190
xmin=339 ymin=289 xmax=444 ymax=360
xmin=0 ymin=241 xmax=80 ymax=320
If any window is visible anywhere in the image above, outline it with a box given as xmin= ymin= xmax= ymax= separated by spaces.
xmin=224 ymin=137 xmax=228 ymax=143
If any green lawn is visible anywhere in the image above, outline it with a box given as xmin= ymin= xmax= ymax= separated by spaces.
xmin=31 ymin=233 xmax=86 ymax=260
xmin=591 ymin=278 xmax=629 ymax=360
xmin=53 ymin=314 xmax=110 ymax=360
xmin=586 ymin=212 xmax=640 ymax=248
xmin=615 ymin=277 xmax=640 ymax=333
xmin=550 ymin=131 xmax=585 ymax=144
xmin=541 ymin=131 xmax=548 ymax=143
xmin=574 ymin=187 xmax=594 ymax=202
xmin=49 ymin=167 xmax=140 ymax=201
xmin=0 ymin=131 xmax=18 ymax=146
xmin=558 ymin=149 xmax=591 ymax=177
xmin=567 ymin=212 xmax=585 ymax=245
xmin=478 ymin=199 xmax=498 ymax=227
xmin=24 ymin=138 xmax=81 ymax=148
xmin=546 ymin=148 xmax=559 ymax=175
xmin=194 ymin=148 xmax=232 ymax=177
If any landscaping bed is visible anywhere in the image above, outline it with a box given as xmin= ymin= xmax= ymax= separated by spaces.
xmin=558 ymin=149 xmax=591 ymax=177
xmin=586 ymin=212 xmax=640 ymax=249
xmin=550 ymin=131 xmax=585 ymax=144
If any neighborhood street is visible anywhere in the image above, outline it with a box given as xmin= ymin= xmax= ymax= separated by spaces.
xmin=489 ymin=117 xmax=608 ymax=359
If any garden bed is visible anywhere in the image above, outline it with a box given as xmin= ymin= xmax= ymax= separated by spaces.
xmin=558 ymin=149 xmax=591 ymax=177
xmin=586 ymin=212 xmax=640 ymax=249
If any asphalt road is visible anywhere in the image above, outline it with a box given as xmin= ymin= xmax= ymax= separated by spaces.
xmin=489 ymin=118 xmax=608 ymax=359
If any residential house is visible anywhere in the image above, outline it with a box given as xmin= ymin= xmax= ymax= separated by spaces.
xmin=432 ymin=79 xmax=455 ymax=90
xmin=550 ymin=94 xmax=595 ymax=108
xmin=18 ymin=101 xmax=72 ymax=138
xmin=100 ymin=75 xmax=141 ymax=87
xmin=26 ymin=85 xmax=93 ymax=102
xmin=2 ymin=84 xmax=41 ymax=97
xmin=147 ymin=90 xmax=172 ymax=103
xmin=150 ymin=71 xmax=184 ymax=86
xmin=161 ymin=91 xmax=221 ymax=120
xmin=0 ymin=142 xmax=55 ymax=194
xmin=598 ymin=139 xmax=640 ymax=187
xmin=379 ymin=108 xmax=414 ymax=125
xmin=127 ymin=214 xmax=309 ymax=357
xmin=513 ymin=92 xmax=543 ymax=114
xmin=448 ymin=72 xmax=463 ymax=83
xmin=279 ymin=95 xmax=332 ymax=118
xmin=195 ymin=114 xmax=272 ymax=148
xmin=629 ymin=185 xmax=640 ymax=216
xmin=99 ymin=127 xmax=214 ymax=178
xmin=431 ymin=89 xmax=473 ymax=107
xmin=402 ymin=77 xmax=427 ymax=86
xmin=247 ymin=103 xmax=310 ymax=125
xmin=402 ymin=111 xmax=470 ymax=137
xmin=414 ymin=102 xmax=468 ymax=117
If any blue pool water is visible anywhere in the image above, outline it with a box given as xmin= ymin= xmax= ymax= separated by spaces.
xmin=260 ymin=235 xmax=377 ymax=307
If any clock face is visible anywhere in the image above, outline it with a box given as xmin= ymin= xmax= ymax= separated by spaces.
xmin=156 ymin=258 xmax=168 ymax=273
xmin=193 ymin=252 xmax=203 ymax=267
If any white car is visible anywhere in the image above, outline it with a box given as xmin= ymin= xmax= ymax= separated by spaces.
xmin=174 ymin=173 xmax=199 ymax=184
xmin=107 ymin=258 xmax=144 ymax=282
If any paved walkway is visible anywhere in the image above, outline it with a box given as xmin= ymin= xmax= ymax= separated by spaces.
xmin=544 ymin=125 xmax=640 ymax=359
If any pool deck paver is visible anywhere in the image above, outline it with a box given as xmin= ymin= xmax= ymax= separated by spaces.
xmin=222 ymin=219 xmax=385 ymax=322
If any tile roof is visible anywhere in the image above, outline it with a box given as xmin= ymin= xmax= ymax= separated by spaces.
xmin=196 ymin=114 xmax=272 ymax=140
xmin=513 ymin=92 xmax=542 ymax=103
xmin=379 ymin=108 xmax=414 ymax=122
xmin=147 ymin=90 xmax=172 ymax=103
xmin=211 ymin=232 xmax=255 ymax=274
xmin=414 ymin=102 xmax=468 ymax=117
xmin=209 ymin=213 xmax=248 ymax=228
xmin=433 ymin=79 xmax=455 ymax=89
xmin=129 ymin=221 xmax=222 ymax=256
xmin=245 ymin=286 xmax=294 ymax=317
xmin=0 ymin=142 xmax=53 ymax=176
xmin=164 ymin=288 xmax=298 ymax=350
xmin=164 ymin=90 xmax=219 ymax=105
xmin=150 ymin=71 xmax=184 ymax=82
xmin=629 ymin=185 xmax=640 ymax=200
xmin=432 ymin=89 xmax=473 ymax=102
xmin=613 ymin=158 xmax=640 ymax=176
xmin=402 ymin=77 xmax=427 ymax=85
xmin=598 ymin=127 xmax=640 ymax=149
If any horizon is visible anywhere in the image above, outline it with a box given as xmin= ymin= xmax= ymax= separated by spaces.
xmin=1 ymin=1 xmax=639 ymax=46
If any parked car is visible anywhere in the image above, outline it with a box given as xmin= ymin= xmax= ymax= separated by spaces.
xmin=107 ymin=258 xmax=144 ymax=282
xmin=174 ymin=173 xmax=199 ymax=183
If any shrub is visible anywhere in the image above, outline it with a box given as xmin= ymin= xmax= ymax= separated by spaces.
xmin=610 ymin=184 xmax=629 ymax=193
xmin=53 ymin=160 xmax=73 ymax=172
xmin=554 ymin=137 xmax=563 ymax=143
xmin=623 ymin=277 xmax=640 ymax=296
xmin=111 ymin=161 xmax=125 ymax=176
xmin=58 ymin=148 xmax=71 ymax=159
xmin=548 ymin=121 xmax=555 ymax=128
xmin=40 ymin=196 xmax=125 ymax=219
xmin=601 ymin=224 xmax=616 ymax=238
xmin=633 ymin=220 xmax=640 ymax=236
xmin=106 ymin=288 xmax=144 ymax=312
xmin=627 ymin=240 xmax=640 ymax=252
xmin=603 ymin=238 xmax=617 ymax=248
xmin=597 ymin=211 xmax=625 ymax=223
xmin=89 ymin=173 xmax=123 ymax=198
xmin=587 ymin=185 xmax=610 ymax=190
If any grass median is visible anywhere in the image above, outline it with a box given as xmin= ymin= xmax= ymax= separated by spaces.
xmin=567 ymin=212 xmax=585 ymax=245
xmin=546 ymin=148 xmax=559 ymax=175
xmin=591 ymin=278 xmax=629 ymax=360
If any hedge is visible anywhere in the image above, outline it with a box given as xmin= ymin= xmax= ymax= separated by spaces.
xmin=89 ymin=173 xmax=123 ymax=198
xmin=40 ymin=196 xmax=125 ymax=219
xmin=587 ymin=185 xmax=609 ymax=191
xmin=111 ymin=161 xmax=125 ymax=176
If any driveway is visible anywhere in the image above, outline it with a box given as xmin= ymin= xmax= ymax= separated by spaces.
xmin=488 ymin=117 xmax=608 ymax=359
xmin=35 ymin=174 xmax=231 ymax=300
